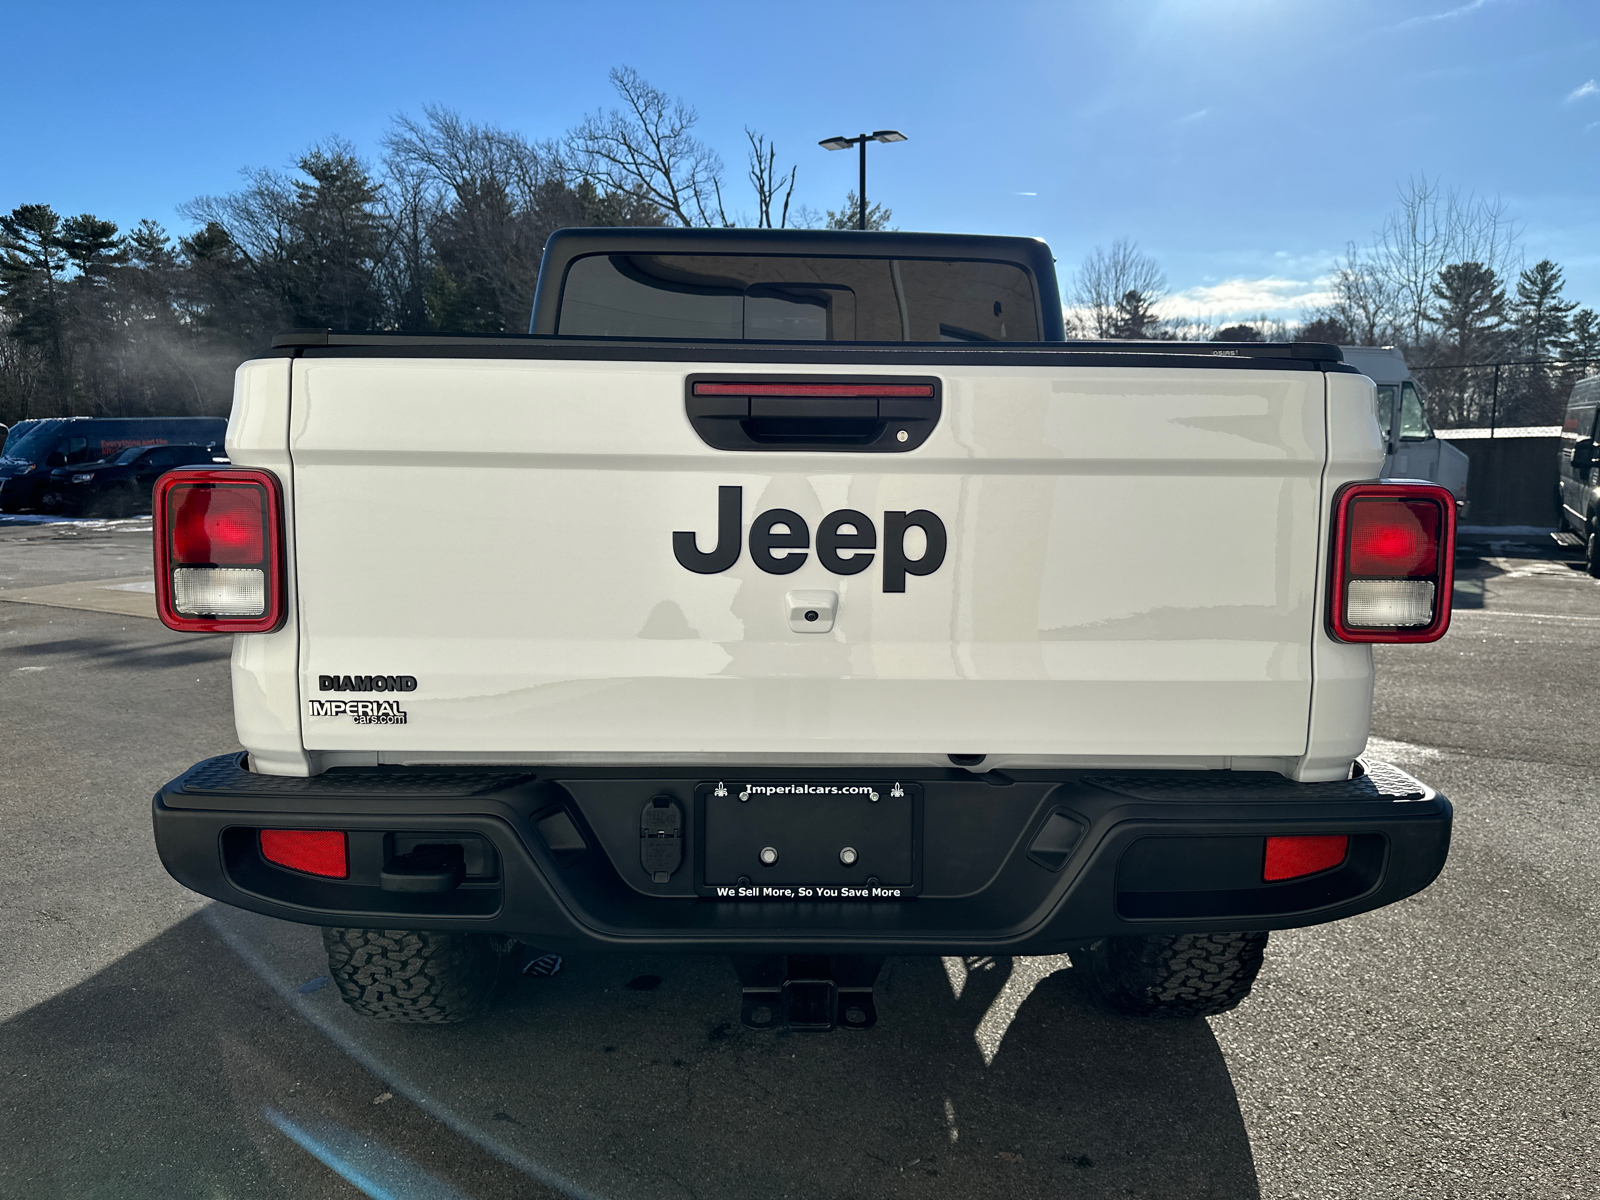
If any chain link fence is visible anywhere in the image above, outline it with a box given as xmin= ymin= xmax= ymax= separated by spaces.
xmin=1411 ymin=357 xmax=1600 ymax=434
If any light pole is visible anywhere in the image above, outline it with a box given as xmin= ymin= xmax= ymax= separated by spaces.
xmin=818 ymin=130 xmax=907 ymax=230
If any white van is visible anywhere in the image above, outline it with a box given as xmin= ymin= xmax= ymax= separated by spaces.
xmin=1340 ymin=346 xmax=1469 ymax=508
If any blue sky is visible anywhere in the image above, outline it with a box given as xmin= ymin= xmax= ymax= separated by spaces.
xmin=4 ymin=0 xmax=1598 ymax=322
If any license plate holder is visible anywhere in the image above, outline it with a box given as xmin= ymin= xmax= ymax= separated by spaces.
xmin=697 ymin=780 xmax=921 ymax=899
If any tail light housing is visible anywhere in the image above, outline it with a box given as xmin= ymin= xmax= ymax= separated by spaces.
xmin=154 ymin=469 xmax=284 ymax=632
xmin=1327 ymin=482 xmax=1455 ymax=643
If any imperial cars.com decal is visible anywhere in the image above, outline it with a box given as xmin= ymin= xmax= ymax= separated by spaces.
xmin=307 ymin=699 xmax=407 ymax=725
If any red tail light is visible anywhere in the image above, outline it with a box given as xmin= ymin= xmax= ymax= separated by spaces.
xmin=1264 ymin=834 xmax=1349 ymax=881
xmin=154 ymin=469 xmax=284 ymax=633
xmin=1327 ymin=482 xmax=1455 ymax=643
xmin=260 ymin=829 xmax=348 ymax=878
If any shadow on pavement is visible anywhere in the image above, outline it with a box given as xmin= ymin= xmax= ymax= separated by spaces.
xmin=0 ymin=911 xmax=1261 ymax=1199
xmin=0 ymin=913 xmax=555 ymax=1200
xmin=3 ymin=631 xmax=226 ymax=671
xmin=438 ymin=950 xmax=1262 ymax=1199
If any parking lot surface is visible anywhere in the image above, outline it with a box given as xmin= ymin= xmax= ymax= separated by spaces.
xmin=1 ymin=517 xmax=1595 ymax=1199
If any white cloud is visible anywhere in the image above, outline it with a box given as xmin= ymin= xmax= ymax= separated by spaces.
xmin=1158 ymin=276 xmax=1335 ymax=320
xmin=1387 ymin=0 xmax=1496 ymax=33
xmin=1175 ymin=108 xmax=1210 ymax=124
xmin=1567 ymin=79 xmax=1599 ymax=103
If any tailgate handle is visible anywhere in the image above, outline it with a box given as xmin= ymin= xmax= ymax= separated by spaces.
xmin=686 ymin=376 xmax=941 ymax=453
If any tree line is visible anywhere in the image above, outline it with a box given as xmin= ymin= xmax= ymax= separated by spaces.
xmin=1068 ymin=177 xmax=1599 ymax=428
xmin=0 ymin=67 xmax=883 ymax=426
xmin=4 ymin=68 xmax=1590 ymax=431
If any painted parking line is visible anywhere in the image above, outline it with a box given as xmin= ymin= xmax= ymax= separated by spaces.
xmin=0 ymin=576 xmax=158 ymax=619
xmin=1452 ymin=609 xmax=1600 ymax=622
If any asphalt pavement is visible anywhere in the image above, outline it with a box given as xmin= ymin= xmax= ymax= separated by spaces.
xmin=1 ymin=516 xmax=1595 ymax=1199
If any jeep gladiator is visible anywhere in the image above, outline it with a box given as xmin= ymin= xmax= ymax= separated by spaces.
xmin=150 ymin=228 xmax=1455 ymax=1028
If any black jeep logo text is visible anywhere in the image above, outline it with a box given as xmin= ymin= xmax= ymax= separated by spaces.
xmin=673 ymin=486 xmax=946 ymax=592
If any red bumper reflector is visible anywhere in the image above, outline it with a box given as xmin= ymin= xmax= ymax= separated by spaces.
xmin=260 ymin=829 xmax=348 ymax=878
xmin=1263 ymin=835 xmax=1349 ymax=882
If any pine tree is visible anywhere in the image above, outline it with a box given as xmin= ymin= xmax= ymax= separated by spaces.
xmin=1300 ymin=316 xmax=1352 ymax=344
xmin=57 ymin=215 xmax=127 ymax=413
xmin=1510 ymin=259 xmax=1579 ymax=422
xmin=59 ymin=215 xmax=124 ymax=280
xmin=289 ymin=145 xmax=386 ymax=330
xmin=0 ymin=205 xmax=70 ymax=414
xmin=1561 ymin=308 xmax=1600 ymax=382
xmin=1512 ymin=259 xmax=1577 ymax=359
xmin=825 ymin=191 xmax=893 ymax=231
xmin=1429 ymin=262 xmax=1509 ymax=425
xmin=1110 ymin=288 xmax=1162 ymax=339
xmin=1430 ymin=262 xmax=1508 ymax=359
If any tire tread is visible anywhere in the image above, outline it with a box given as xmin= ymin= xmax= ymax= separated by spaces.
xmin=1074 ymin=931 xmax=1268 ymax=1018
xmin=322 ymin=927 xmax=501 ymax=1023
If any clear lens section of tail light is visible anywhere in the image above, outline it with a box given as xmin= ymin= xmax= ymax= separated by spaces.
xmin=1345 ymin=579 xmax=1436 ymax=627
xmin=172 ymin=566 xmax=266 ymax=617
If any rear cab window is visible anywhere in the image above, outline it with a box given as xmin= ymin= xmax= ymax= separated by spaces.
xmin=555 ymin=252 xmax=1041 ymax=342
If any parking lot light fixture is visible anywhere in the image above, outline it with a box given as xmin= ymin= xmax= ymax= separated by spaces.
xmin=818 ymin=130 xmax=908 ymax=230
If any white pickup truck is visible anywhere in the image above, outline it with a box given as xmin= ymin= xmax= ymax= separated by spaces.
xmin=151 ymin=229 xmax=1456 ymax=1030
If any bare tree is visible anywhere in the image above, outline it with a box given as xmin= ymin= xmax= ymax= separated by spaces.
xmin=180 ymin=166 xmax=299 ymax=320
xmin=1319 ymin=242 xmax=1398 ymax=345
xmin=183 ymin=141 xmax=388 ymax=331
xmin=566 ymin=67 xmax=728 ymax=228
xmin=386 ymin=106 xmax=573 ymax=331
xmin=1371 ymin=176 xmax=1520 ymax=346
xmin=376 ymin=153 xmax=443 ymax=330
xmin=1069 ymin=239 xmax=1166 ymax=339
xmin=745 ymin=129 xmax=797 ymax=229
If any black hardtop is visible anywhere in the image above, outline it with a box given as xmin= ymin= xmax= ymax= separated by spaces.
xmin=527 ymin=227 xmax=1065 ymax=337
xmin=267 ymin=226 xmax=1345 ymax=369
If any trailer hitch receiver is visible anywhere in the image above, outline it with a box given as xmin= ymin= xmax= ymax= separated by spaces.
xmin=732 ymin=955 xmax=885 ymax=1031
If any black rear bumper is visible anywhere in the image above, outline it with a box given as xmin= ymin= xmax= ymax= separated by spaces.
xmin=152 ymin=756 xmax=1451 ymax=955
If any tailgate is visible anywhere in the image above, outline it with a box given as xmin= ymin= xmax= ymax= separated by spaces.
xmin=288 ymin=355 xmax=1327 ymax=764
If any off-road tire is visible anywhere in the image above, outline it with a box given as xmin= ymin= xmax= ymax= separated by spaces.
xmin=322 ymin=927 xmax=504 ymax=1023
xmin=1072 ymin=931 xmax=1269 ymax=1018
